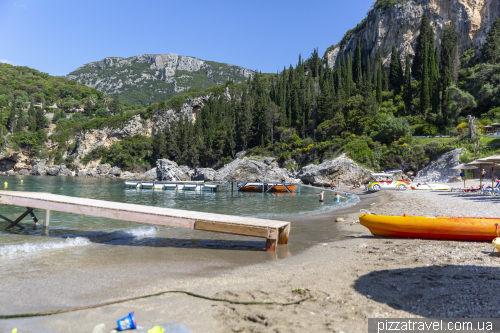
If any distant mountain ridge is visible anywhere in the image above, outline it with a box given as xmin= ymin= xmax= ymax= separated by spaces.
xmin=66 ymin=53 xmax=255 ymax=105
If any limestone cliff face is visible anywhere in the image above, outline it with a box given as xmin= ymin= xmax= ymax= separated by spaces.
xmin=325 ymin=0 xmax=500 ymax=70
xmin=66 ymin=53 xmax=254 ymax=105
xmin=72 ymin=95 xmax=209 ymax=167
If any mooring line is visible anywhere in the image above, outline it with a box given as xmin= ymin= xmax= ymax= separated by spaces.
xmin=0 ymin=290 xmax=311 ymax=319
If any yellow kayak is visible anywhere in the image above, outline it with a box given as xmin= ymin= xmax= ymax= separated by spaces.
xmin=360 ymin=214 xmax=500 ymax=241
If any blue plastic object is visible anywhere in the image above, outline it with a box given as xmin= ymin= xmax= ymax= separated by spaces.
xmin=117 ymin=312 xmax=137 ymax=331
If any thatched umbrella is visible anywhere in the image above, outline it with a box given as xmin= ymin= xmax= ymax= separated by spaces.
xmin=451 ymin=163 xmax=478 ymax=188
xmin=476 ymin=155 xmax=500 ymax=190
xmin=466 ymin=160 xmax=499 ymax=189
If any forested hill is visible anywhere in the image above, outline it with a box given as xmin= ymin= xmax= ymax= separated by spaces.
xmin=66 ymin=53 xmax=255 ymax=106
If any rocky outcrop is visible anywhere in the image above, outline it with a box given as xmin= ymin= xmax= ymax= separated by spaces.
xmin=214 ymin=158 xmax=297 ymax=182
xmin=296 ymin=154 xmax=374 ymax=186
xmin=66 ymin=53 xmax=255 ymax=106
xmin=97 ymin=163 xmax=111 ymax=175
xmin=45 ymin=164 xmax=75 ymax=177
xmin=30 ymin=159 xmax=48 ymax=176
xmin=156 ymin=159 xmax=189 ymax=181
xmin=324 ymin=0 xmax=500 ymax=71
xmin=193 ymin=168 xmax=217 ymax=181
xmin=414 ymin=148 xmax=464 ymax=183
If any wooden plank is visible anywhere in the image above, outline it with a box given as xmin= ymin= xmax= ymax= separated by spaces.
xmin=278 ymin=224 xmax=291 ymax=244
xmin=194 ymin=221 xmax=270 ymax=238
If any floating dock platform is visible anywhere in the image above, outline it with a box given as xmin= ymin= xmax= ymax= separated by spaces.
xmin=0 ymin=191 xmax=290 ymax=251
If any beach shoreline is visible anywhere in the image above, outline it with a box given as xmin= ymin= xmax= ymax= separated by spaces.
xmin=2 ymin=188 xmax=500 ymax=332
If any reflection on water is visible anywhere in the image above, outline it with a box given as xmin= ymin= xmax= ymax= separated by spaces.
xmin=0 ymin=175 xmax=358 ymax=258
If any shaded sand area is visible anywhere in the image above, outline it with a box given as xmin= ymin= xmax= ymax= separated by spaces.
xmin=2 ymin=189 xmax=500 ymax=332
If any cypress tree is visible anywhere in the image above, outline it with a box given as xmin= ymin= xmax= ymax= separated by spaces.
xmin=420 ymin=38 xmax=431 ymax=114
xmin=354 ymin=38 xmax=363 ymax=84
xmin=389 ymin=44 xmax=403 ymax=94
xmin=403 ymin=55 xmax=412 ymax=113
xmin=431 ymin=47 xmax=441 ymax=115
xmin=376 ymin=53 xmax=383 ymax=104
xmin=365 ymin=55 xmax=372 ymax=91
xmin=482 ymin=17 xmax=500 ymax=64
xmin=412 ymin=13 xmax=433 ymax=81
xmin=441 ymin=24 xmax=460 ymax=88
xmin=346 ymin=52 xmax=352 ymax=99
xmin=28 ymin=100 xmax=36 ymax=132
xmin=8 ymin=102 xmax=16 ymax=133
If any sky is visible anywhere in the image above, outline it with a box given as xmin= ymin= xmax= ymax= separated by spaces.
xmin=0 ymin=0 xmax=374 ymax=76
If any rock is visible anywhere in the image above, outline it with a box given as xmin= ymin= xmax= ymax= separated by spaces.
xmin=178 ymin=165 xmax=195 ymax=179
xmin=156 ymin=159 xmax=188 ymax=180
xmin=92 ymin=323 xmax=108 ymax=333
xmin=214 ymin=157 xmax=296 ymax=182
xmin=17 ymin=169 xmax=30 ymax=175
xmin=77 ymin=168 xmax=98 ymax=177
xmin=58 ymin=165 xmax=74 ymax=177
xmin=120 ymin=171 xmax=137 ymax=179
xmin=296 ymin=154 xmax=374 ymax=186
xmin=335 ymin=217 xmax=345 ymax=222
xmin=414 ymin=148 xmax=463 ymax=183
xmin=97 ymin=163 xmax=111 ymax=174
xmin=30 ymin=159 xmax=48 ymax=176
xmin=46 ymin=166 xmax=60 ymax=176
xmin=6 ymin=170 xmax=16 ymax=175
xmin=108 ymin=166 xmax=122 ymax=176
xmin=235 ymin=151 xmax=246 ymax=159
xmin=104 ymin=174 xmax=115 ymax=178
xmin=193 ymin=167 xmax=217 ymax=181
xmin=406 ymin=171 xmax=415 ymax=177
xmin=324 ymin=0 xmax=499 ymax=74
xmin=263 ymin=157 xmax=276 ymax=165
xmin=140 ymin=167 xmax=157 ymax=180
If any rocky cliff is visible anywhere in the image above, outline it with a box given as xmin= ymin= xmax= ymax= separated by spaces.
xmin=66 ymin=53 xmax=254 ymax=105
xmin=324 ymin=0 xmax=500 ymax=70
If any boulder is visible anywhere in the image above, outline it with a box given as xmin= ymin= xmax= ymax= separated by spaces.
xmin=30 ymin=159 xmax=48 ymax=176
xmin=192 ymin=167 xmax=217 ymax=181
xmin=235 ymin=151 xmax=246 ymax=159
xmin=156 ymin=159 xmax=188 ymax=180
xmin=414 ymin=148 xmax=463 ymax=183
xmin=263 ymin=157 xmax=275 ymax=165
xmin=97 ymin=163 xmax=111 ymax=175
xmin=214 ymin=157 xmax=297 ymax=182
xmin=296 ymin=154 xmax=374 ymax=186
xmin=140 ymin=167 xmax=157 ymax=180
xmin=58 ymin=165 xmax=74 ymax=177
xmin=178 ymin=165 xmax=195 ymax=179
xmin=77 ymin=168 xmax=98 ymax=177
xmin=46 ymin=166 xmax=60 ymax=176
xmin=6 ymin=170 xmax=17 ymax=175
xmin=108 ymin=166 xmax=122 ymax=176
xmin=120 ymin=171 xmax=137 ymax=179
xmin=17 ymin=169 xmax=30 ymax=175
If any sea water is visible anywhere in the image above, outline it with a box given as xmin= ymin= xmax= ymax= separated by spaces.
xmin=0 ymin=175 xmax=359 ymax=260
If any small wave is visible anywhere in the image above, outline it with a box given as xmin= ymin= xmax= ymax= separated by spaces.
xmin=119 ymin=226 xmax=157 ymax=238
xmin=0 ymin=237 xmax=91 ymax=256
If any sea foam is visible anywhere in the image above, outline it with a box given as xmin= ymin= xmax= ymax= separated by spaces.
xmin=0 ymin=237 xmax=91 ymax=256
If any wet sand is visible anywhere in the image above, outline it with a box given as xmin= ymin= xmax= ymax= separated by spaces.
xmin=2 ymin=188 xmax=500 ymax=332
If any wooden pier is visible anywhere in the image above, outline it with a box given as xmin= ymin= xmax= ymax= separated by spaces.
xmin=0 ymin=191 xmax=290 ymax=251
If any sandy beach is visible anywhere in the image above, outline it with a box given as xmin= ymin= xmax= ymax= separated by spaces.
xmin=1 ymin=185 xmax=500 ymax=333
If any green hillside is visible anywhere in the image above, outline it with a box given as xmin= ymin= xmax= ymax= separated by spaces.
xmin=66 ymin=53 xmax=255 ymax=106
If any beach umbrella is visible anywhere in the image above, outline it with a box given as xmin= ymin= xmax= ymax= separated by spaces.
xmin=451 ymin=163 xmax=478 ymax=188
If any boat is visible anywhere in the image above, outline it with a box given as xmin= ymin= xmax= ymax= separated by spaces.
xmin=237 ymin=182 xmax=296 ymax=193
xmin=410 ymin=183 xmax=451 ymax=191
xmin=360 ymin=213 xmax=500 ymax=241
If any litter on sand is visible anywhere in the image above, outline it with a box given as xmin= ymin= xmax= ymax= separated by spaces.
xmin=137 ymin=322 xmax=193 ymax=333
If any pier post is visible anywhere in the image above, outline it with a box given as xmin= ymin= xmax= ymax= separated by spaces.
xmin=43 ymin=209 xmax=50 ymax=228
xmin=278 ymin=224 xmax=290 ymax=244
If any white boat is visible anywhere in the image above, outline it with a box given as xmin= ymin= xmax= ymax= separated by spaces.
xmin=410 ymin=183 xmax=451 ymax=191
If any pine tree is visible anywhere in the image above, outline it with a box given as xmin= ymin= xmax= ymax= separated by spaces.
xmin=412 ymin=13 xmax=433 ymax=81
xmin=403 ymin=55 xmax=412 ymax=113
xmin=482 ymin=17 xmax=500 ymax=64
xmin=420 ymin=38 xmax=431 ymax=114
xmin=376 ymin=52 xmax=383 ymax=104
xmin=389 ymin=44 xmax=403 ymax=94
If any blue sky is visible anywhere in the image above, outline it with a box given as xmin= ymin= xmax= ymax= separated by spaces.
xmin=0 ymin=0 xmax=374 ymax=76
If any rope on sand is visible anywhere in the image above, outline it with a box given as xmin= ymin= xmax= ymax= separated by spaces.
xmin=0 ymin=290 xmax=311 ymax=319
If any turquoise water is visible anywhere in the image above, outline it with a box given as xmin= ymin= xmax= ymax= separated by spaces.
xmin=0 ymin=175 xmax=359 ymax=257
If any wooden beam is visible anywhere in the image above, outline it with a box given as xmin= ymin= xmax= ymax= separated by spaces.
xmin=278 ymin=224 xmax=291 ymax=244
xmin=195 ymin=220 xmax=270 ymax=238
